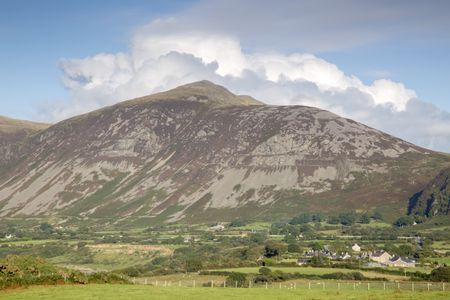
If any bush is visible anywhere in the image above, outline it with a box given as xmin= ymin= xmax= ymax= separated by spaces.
xmin=185 ymin=258 xmax=203 ymax=272
xmin=322 ymin=272 xmax=365 ymax=280
xmin=88 ymin=272 xmax=128 ymax=284
xmin=253 ymin=275 xmax=271 ymax=283
xmin=0 ymin=255 xmax=130 ymax=290
xmin=394 ymin=216 xmax=414 ymax=227
xmin=259 ymin=267 xmax=271 ymax=275
xmin=429 ymin=266 xmax=450 ymax=282
xmin=226 ymin=272 xmax=247 ymax=287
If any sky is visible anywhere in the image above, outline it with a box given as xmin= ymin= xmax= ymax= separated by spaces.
xmin=1 ymin=0 xmax=450 ymax=152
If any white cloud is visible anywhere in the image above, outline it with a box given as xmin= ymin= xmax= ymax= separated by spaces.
xmin=49 ymin=29 xmax=450 ymax=152
xmin=132 ymin=30 xmax=247 ymax=76
xmin=138 ymin=0 xmax=450 ymax=52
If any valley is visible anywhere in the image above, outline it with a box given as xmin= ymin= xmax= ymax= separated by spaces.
xmin=0 ymin=82 xmax=449 ymax=298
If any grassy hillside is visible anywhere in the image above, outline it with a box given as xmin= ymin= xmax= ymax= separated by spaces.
xmin=0 ymin=116 xmax=49 ymax=133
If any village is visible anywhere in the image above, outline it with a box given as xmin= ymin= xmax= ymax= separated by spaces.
xmin=299 ymin=244 xmax=416 ymax=268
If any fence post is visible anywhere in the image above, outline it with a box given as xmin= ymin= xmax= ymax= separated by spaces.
xmin=235 ymin=281 xmax=238 ymax=288
xmin=279 ymin=283 xmax=281 ymax=289
xmin=397 ymin=282 xmax=400 ymax=290
xmin=443 ymin=283 xmax=445 ymax=291
xmin=367 ymin=283 xmax=370 ymax=291
xmin=133 ymin=278 xmax=136 ymax=285
xmin=383 ymin=282 xmax=386 ymax=290
xmin=156 ymin=280 xmax=158 ymax=287
xmin=164 ymin=280 xmax=167 ymax=287
xmin=211 ymin=280 xmax=214 ymax=288
xmin=266 ymin=282 xmax=268 ymax=289
xmin=308 ymin=282 xmax=311 ymax=290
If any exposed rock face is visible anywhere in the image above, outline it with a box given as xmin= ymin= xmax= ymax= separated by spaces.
xmin=0 ymin=81 xmax=449 ymax=223
xmin=409 ymin=167 xmax=450 ymax=217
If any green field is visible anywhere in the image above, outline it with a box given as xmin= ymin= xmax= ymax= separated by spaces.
xmin=1 ymin=285 xmax=449 ymax=300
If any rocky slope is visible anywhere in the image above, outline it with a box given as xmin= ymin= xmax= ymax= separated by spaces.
xmin=0 ymin=81 xmax=449 ymax=224
xmin=409 ymin=167 xmax=450 ymax=217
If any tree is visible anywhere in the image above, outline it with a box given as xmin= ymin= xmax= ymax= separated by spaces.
xmin=359 ymin=213 xmax=371 ymax=224
xmin=339 ymin=212 xmax=357 ymax=226
xmin=264 ymin=241 xmax=287 ymax=258
xmin=311 ymin=213 xmax=324 ymax=222
xmin=289 ymin=213 xmax=311 ymax=225
xmin=394 ymin=216 xmax=414 ymax=227
xmin=39 ymin=223 xmax=54 ymax=234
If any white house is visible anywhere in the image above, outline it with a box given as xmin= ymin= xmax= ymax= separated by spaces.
xmin=351 ymin=243 xmax=361 ymax=252
xmin=341 ymin=252 xmax=352 ymax=260
xmin=209 ymin=224 xmax=225 ymax=231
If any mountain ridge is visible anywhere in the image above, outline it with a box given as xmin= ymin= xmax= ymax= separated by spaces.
xmin=0 ymin=81 xmax=448 ymax=224
xmin=0 ymin=115 xmax=50 ymax=133
xmin=0 ymin=115 xmax=50 ymax=167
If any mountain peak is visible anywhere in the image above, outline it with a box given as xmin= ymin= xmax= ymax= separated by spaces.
xmin=122 ymin=80 xmax=264 ymax=108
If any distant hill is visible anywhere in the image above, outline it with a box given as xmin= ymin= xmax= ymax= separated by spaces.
xmin=0 ymin=116 xmax=49 ymax=133
xmin=0 ymin=116 xmax=49 ymax=167
xmin=0 ymin=81 xmax=449 ymax=225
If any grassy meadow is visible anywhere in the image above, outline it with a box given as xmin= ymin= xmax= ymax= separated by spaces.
xmin=1 ymin=285 xmax=449 ymax=300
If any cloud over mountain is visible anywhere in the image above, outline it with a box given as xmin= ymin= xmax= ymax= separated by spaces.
xmin=48 ymin=19 xmax=450 ymax=152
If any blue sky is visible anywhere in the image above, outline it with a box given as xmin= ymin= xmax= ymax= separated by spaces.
xmin=0 ymin=0 xmax=194 ymax=119
xmin=1 ymin=0 xmax=450 ymax=151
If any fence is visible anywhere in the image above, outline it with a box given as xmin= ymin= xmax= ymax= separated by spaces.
xmin=134 ymin=278 xmax=447 ymax=292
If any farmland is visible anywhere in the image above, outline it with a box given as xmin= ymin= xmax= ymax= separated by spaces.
xmin=1 ymin=214 xmax=449 ymax=299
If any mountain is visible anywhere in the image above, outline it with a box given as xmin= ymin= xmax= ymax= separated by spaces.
xmin=409 ymin=167 xmax=450 ymax=217
xmin=0 ymin=81 xmax=449 ymax=225
xmin=0 ymin=116 xmax=50 ymax=167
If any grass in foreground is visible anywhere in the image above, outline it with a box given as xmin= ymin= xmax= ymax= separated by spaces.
xmin=1 ymin=285 xmax=449 ymax=300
